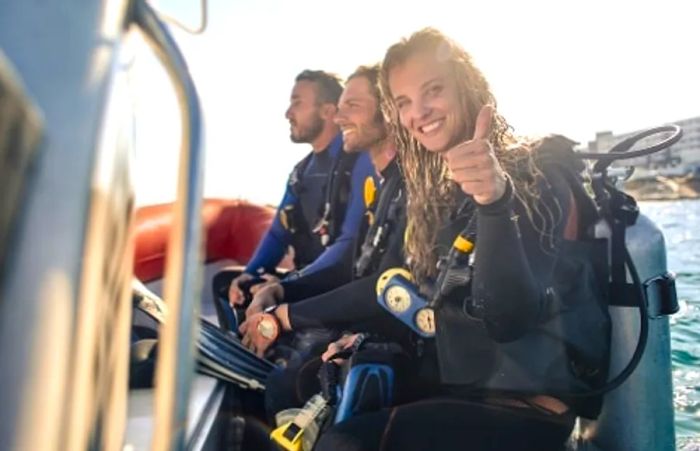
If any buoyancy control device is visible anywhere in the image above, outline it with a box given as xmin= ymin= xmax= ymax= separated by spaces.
xmin=375 ymin=126 xmax=682 ymax=420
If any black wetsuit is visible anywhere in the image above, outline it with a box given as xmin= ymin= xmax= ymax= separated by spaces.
xmin=314 ymin=161 xmax=581 ymax=451
xmin=265 ymin=158 xmax=409 ymax=418
xmin=210 ymin=136 xmax=376 ymax=330
xmin=288 ymin=160 xmax=407 ymax=338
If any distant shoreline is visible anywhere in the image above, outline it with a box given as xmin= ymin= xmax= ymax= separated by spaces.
xmin=623 ymin=175 xmax=700 ymax=201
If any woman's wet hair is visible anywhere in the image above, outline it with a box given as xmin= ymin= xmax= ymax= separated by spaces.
xmin=379 ymin=27 xmax=559 ymax=282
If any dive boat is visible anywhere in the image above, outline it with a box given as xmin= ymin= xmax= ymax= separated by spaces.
xmin=0 ymin=0 xmax=688 ymax=450
xmin=125 ymin=197 xmax=682 ymax=451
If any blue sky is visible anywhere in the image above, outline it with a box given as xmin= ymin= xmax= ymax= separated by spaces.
xmin=131 ymin=0 xmax=700 ymax=206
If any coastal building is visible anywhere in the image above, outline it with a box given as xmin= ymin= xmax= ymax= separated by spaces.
xmin=587 ymin=115 xmax=700 ymax=175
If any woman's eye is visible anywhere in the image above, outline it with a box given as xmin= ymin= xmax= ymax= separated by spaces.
xmin=428 ymin=84 xmax=443 ymax=96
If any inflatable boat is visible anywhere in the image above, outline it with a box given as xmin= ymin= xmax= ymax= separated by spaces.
xmin=0 ymin=0 xmax=691 ymax=450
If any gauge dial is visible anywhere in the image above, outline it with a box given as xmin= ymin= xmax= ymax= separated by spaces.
xmin=376 ymin=268 xmax=413 ymax=295
xmin=384 ymin=285 xmax=411 ymax=313
xmin=415 ymin=308 xmax=435 ymax=335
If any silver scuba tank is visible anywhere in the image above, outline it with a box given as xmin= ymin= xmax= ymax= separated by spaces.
xmin=574 ymin=214 xmax=677 ymax=451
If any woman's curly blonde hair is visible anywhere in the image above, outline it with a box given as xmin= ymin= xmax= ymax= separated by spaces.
xmin=380 ymin=27 xmax=560 ymax=282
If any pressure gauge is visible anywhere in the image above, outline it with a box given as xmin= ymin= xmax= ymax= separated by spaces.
xmin=415 ymin=308 xmax=435 ymax=335
xmin=376 ymin=267 xmax=413 ymax=295
xmin=384 ymin=285 xmax=412 ymax=313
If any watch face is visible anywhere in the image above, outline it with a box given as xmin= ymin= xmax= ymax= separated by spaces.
xmin=415 ymin=308 xmax=435 ymax=335
xmin=257 ymin=317 xmax=278 ymax=339
xmin=384 ymin=285 xmax=411 ymax=313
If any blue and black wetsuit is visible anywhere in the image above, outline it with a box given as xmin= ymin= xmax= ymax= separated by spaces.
xmin=287 ymin=158 xmax=407 ymax=336
xmin=244 ymin=133 xmax=377 ymax=301
xmin=265 ymin=158 xmax=408 ymax=417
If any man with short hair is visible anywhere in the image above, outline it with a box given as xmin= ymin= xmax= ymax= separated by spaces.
xmin=238 ymin=65 xmax=409 ymax=420
xmin=213 ymin=69 xmax=375 ymax=331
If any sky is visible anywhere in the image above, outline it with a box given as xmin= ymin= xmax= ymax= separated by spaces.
xmin=130 ymin=0 xmax=700 ymax=206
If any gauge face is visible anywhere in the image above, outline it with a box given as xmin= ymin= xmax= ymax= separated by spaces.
xmin=257 ymin=317 xmax=278 ymax=339
xmin=415 ymin=308 xmax=435 ymax=335
xmin=384 ymin=285 xmax=411 ymax=313
xmin=376 ymin=268 xmax=413 ymax=295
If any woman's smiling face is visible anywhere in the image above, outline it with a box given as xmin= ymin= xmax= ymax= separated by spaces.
xmin=388 ymin=51 xmax=469 ymax=153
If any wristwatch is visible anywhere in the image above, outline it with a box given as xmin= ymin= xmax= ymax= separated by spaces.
xmin=257 ymin=305 xmax=281 ymax=340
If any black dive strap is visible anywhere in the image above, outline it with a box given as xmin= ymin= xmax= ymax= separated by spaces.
xmin=595 ymin=178 xmax=678 ymax=315
xmin=354 ymin=175 xmax=402 ymax=278
xmin=314 ymin=151 xmax=360 ymax=246
xmin=279 ymin=152 xmax=314 ymax=237
xmin=430 ymin=200 xmax=477 ymax=310
xmin=288 ymin=152 xmax=313 ymax=197
xmin=609 ymin=188 xmax=636 ymax=303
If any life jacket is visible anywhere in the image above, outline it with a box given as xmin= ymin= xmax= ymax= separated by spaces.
xmin=354 ymin=159 xmax=405 ymax=278
xmin=433 ymin=135 xmax=612 ymax=419
xmin=283 ymin=136 xmax=359 ymax=269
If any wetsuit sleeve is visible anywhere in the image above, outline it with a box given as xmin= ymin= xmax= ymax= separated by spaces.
xmin=243 ymin=186 xmax=295 ymax=275
xmin=288 ymin=209 xmax=407 ymax=340
xmin=472 ymin=166 xmax=572 ymax=342
xmin=280 ymin=153 xmax=376 ymax=301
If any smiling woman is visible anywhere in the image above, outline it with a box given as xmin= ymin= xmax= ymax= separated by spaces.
xmin=312 ymin=26 xmax=608 ymax=451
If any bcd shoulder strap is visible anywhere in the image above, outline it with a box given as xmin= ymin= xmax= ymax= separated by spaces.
xmin=315 ymin=150 xmax=361 ymax=246
xmin=288 ymin=151 xmax=314 ymax=197
xmin=354 ymin=174 xmax=403 ymax=278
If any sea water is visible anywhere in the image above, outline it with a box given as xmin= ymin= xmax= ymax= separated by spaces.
xmin=641 ymin=199 xmax=700 ymax=444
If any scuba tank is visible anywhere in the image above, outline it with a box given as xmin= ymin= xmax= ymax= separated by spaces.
xmin=572 ymin=126 xmax=681 ymax=451
xmin=575 ymin=215 xmax=677 ymax=451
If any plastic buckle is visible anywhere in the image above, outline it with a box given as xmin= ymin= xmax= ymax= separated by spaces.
xmin=644 ymin=272 xmax=679 ymax=318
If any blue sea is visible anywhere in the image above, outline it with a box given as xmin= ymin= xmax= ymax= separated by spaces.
xmin=641 ymin=199 xmax=700 ymax=444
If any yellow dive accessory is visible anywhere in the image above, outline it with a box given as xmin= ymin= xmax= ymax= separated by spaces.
xmin=376 ymin=267 xmax=435 ymax=338
xmin=363 ymin=176 xmax=377 ymax=208
xmin=453 ymin=234 xmax=474 ymax=253
xmin=270 ymin=394 xmax=329 ymax=451
xmin=376 ymin=267 xmax=412 ymax=296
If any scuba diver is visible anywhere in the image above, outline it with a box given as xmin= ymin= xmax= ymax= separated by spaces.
xmin=306 ymin=28 xmax=614 ymax=451
xmin=213 ymin=69 xmax=376 ymax=331
xmin=236 ymin=64 xmax=410 ymax=418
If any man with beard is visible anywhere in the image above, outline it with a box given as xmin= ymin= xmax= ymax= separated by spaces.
xmin=214 ymin=69 xmax=375 ymax=332
xmin=237 ymin=65 xmax=409 ymax=421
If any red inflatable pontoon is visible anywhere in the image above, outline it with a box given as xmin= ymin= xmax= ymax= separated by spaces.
xmin=133 ymin=199 xmax=287 ymax=282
